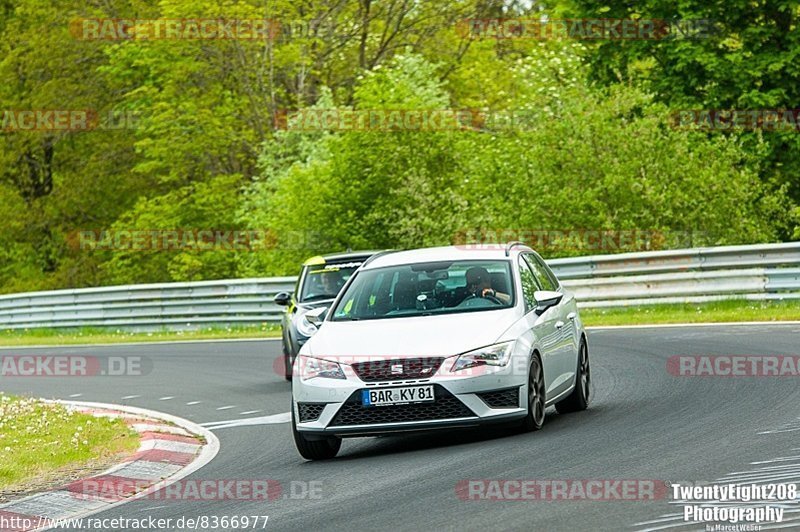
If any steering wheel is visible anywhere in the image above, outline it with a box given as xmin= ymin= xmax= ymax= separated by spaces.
xmin=462 ymin=293 xmax=503 ymax=306
xmin=482 ymin=294 xmax=503 ymax=305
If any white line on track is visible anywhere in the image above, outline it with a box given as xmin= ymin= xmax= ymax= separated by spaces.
xmin=216 ymin=405 xmax=236 ymax=411
xmin=121 ymin=395 xmax=140 ymax=399
xmin=200 ymin=412 xmax=291 ymax=430
xmin=240 ymin=410 xmax=262 ymax=415
xmin=587 ymin=320 xmax=800 ymax=331
xmin=68 ymin=393 xmax=82 ymax=398
xmin=186 ymin=401 xmax=201 ymax=405
xmin=159 ymin=396 xmax=174 ymax=400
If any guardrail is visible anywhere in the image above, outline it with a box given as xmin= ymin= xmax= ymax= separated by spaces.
xmin=1 ymin=242 xmax=798 ymax=330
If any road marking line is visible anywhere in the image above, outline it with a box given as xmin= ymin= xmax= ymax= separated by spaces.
xmin=200 ymin=412 xmax=291 ymax=430
xmin=68 ymin=393 xmax=83 ymax=398
xmin=240 ymin=410 xmax=262 ymax=415
xmin=216 ymin=405 xmax=236 ymax=411
xmin=121 ymin=395 xmax=140 ymax=399
xmin=159 ymin=396 xmax=174 ymax=400
xmin=588 ymin=321 xmax=800 ymax=331
xmin=186 ymin=401 xmax=201 ymax=405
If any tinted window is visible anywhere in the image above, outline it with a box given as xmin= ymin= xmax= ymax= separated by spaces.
xmin=518 ymin=256 xmax=540 ymax=311
xmin=524 ymin=253 xmax=558 ymax=291
xmin=331 ymin=260 xmax=514 ymax=321
xmin=299 ymin=261 xmax=363 ymax=302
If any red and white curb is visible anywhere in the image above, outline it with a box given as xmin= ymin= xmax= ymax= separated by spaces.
xmin=0 ymin=401 xmax=220 ymax=532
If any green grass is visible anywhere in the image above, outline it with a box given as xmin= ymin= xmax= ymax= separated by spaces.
xmin=0 ymin=394 xmax=139 ymax=492
xmin=1 ymin=301 xmax=798 ymax=347
xmin=0 ymin=324 xmax=281 ymax=346
xmin=581 ymin=299 xmax=800 ymax=327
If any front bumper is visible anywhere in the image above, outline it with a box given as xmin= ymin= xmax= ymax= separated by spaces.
xmin=292 ymin=358 xmax=527 ymax=438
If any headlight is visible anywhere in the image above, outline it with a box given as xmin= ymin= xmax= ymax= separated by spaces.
xmin=296 ymin=313 xmax=318 ymax=337
xmin=451 ymin=341 xmax=515 ymax=372
xmin=297 ymin=355 xmax=345 ymax=381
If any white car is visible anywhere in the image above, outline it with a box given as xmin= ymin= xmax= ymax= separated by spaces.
xmin=290 ymin=242 xmax=591 ymax=460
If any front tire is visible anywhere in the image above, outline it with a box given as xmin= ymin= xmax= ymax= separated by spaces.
xmin=283 ymin=352 xmax=292 ymax=382
xmin=555 ymin=337 xmax=590 ymax=414
xmin=292 ymin=407 xmax=341 ymax=460
xmin=519 ymin=354 xmax=546 ymax=432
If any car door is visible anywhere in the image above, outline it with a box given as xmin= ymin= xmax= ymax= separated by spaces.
xmin=517 ymin=255 xmax=562 ymax=399
xmin=523 ymin=252 xmax=578 ymax=397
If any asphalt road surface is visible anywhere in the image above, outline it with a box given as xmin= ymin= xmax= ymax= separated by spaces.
xmin=3 ymin=323 xmax=800 ymax=531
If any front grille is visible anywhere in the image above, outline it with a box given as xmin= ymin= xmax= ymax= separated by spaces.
xmin=329 ymin=385 xmax=475 ymax=426
xmin=298 ymin=402 xmax=326 ymax=422
xmin=351 ymin=357 xmax=445 ymax=382
xmin=476 ymin=387 xmax=520 ymax=409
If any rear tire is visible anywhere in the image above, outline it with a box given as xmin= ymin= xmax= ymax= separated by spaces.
xmin=555 ymin=338 xmax=590 ymax=414
xmin=291 ymin=406 xmax=341 ymax=460
xmin=519 ymin=354 xmax=546 ymax=432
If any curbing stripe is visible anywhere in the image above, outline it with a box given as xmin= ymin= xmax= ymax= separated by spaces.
xmin=0 ymin=400 xmax=220 ymax=532
xmin=139 ymin=439 xmax=201 ymax=454
xmin=129 ymin=423 xmax=192 ymax=436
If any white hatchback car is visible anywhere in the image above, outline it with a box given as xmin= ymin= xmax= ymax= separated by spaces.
xmin=291 ymin=243 xmax=590 ymax=460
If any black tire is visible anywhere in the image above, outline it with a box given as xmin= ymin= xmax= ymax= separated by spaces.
xmin=283 ymin=352 xmax=292 ymax=382
xmin=519 ymin=353 xmax=546 ymax=432
xmin=281 ymin=336 xmax=292 ymax=381
xmin=291 ymin=407 xmax=341 ymax=460
xmin=555 ymin=337 xmax=590 ymax=414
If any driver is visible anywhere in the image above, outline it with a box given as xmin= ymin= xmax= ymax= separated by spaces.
xmin=465 ymin=266 xmax=511 ymax=304
xmin=319 ymin=270 xmax=342 ymax=295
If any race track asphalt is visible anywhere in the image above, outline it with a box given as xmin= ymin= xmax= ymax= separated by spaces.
xmin=2 ymin=323 xmax=799 ymax=531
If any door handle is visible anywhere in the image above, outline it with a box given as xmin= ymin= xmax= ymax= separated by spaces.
xmin=555 ymin=320 xmax=565 ymax=329
xmin=567 ymin=312 xmax=577 ymax=321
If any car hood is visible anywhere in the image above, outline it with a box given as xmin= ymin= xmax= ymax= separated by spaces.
xmin=296 ymin=299 xmax=335 ymax=313
xmin=303 ymin=308 xmax=519 ymax=359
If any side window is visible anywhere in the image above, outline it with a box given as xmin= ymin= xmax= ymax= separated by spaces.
xmin=524 ymin=253 xmax=558 ymax=291
xmin=518 ymin=256 xmax=540 ymax=311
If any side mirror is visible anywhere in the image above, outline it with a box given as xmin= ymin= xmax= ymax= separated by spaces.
xmin=273 ymin=291 xmax=292 ymax=306
xmin=305 ymin=306 xmax=328 ymax=327
xmin=534 ymin=290 xmax=563 ymax=315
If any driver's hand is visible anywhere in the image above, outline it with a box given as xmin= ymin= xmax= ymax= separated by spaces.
xmin=481 ymin=288 xmax=496 ymax=298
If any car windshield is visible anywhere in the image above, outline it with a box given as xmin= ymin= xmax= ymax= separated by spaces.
xmin=331 ymin=260 xmax=515 ymax=321
xmin=299 ymin=262 xmax=362 ymax=302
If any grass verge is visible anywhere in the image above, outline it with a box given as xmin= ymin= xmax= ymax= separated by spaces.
xmin=0 ymin=394 xmax=139 ymax=496
xmin=1 ymin=301 xmax=798 ymax=346
xmin=581 ymin=299 xmax=800 ymax=327
xmin=0 ymin=324 xmax=281 ymax=347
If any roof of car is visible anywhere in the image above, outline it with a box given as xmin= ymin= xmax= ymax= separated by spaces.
xmin=303 ymin=250 xmax=384 ymax=266
xmin=362 ymin=244 xmax=533 ymax=270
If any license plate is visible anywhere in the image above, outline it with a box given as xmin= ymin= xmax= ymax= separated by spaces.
xmin=361 ymin=385 xmax=435 ymax=407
